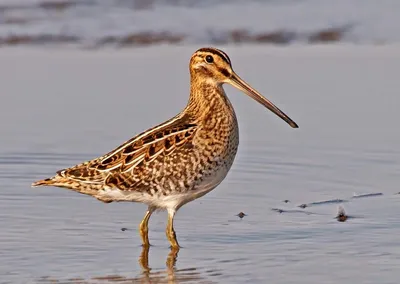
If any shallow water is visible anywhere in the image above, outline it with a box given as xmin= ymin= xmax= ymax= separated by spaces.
xmin=1 ymin=45 xmax=400 ymax=283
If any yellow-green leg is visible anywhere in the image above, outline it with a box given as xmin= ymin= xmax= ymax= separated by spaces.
xmin=166 ymin=208 xmax=180 ymax=249
xmin=139 ymin=207 xmax=154 ymax=247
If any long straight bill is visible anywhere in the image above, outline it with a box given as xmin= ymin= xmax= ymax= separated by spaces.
xmin=229 ymin=72 xmax=299 ymax=128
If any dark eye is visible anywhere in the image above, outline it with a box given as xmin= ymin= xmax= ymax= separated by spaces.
xmin=205 ymin=55 xmax=214 ymax=64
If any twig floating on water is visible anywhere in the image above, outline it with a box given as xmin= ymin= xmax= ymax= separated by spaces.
xmin=351 ymin=192 xmax=383 ymax=199
xmin=298 ymin=198 xmax=347 ymax=208
xmin=271 ymin=208 xmax=316 ymax=215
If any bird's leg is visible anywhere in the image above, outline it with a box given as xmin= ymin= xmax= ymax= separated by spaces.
xmin=166 ymin=208 xmax=180 ymax=249
xmin=139 ymin=207 xmax=154 ymax=247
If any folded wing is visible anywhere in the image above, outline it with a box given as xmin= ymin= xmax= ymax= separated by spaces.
xmin=57 ymin=117 xmax=198 ymax=190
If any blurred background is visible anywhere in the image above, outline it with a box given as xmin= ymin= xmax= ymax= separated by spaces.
xmin=1 ymin=1 xmax=400 ymax=284
xmin=0 ymin=0 xmax=399 ymax=48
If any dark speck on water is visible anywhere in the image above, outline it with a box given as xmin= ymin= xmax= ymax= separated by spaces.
xmin=283 ymin=199 xmax=290 ymax=203
xmin=336 ymin=206 xmax=348 ymax=222
xmin=121 ymin=228 xmax=128 ymax=231
xmin=236 ymin=212 xmax=246 ymax=219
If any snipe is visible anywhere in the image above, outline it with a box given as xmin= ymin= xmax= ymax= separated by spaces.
xmin=32 ymin=47 xmax=298 ymax=249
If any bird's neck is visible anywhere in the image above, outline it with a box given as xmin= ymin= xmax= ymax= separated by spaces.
xmin=185 ymin=79 xmax=236 ymax=123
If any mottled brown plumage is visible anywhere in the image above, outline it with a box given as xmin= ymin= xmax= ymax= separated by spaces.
xmin=32 ymin=47 xmax=298 ymax=249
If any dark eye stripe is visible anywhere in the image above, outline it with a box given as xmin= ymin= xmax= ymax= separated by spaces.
xmin=220 ymin=68 xmax=230 ymax=77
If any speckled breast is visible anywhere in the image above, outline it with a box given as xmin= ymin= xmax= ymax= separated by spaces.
xmin=189 ymin=109 xmax=239 ymax=194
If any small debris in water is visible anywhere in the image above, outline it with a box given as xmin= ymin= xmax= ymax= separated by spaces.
xmin=352 ymin=192 xmax=383 ymax=199
xmin=236 ymin=212 xmax=246 ymax=219
xmin=283 ymin=199 xmax=290 ymax=203
xmin=335 ymin=206 xmax=348 ymax=222
xmin=271 ymin=208 xmax=316 ymax=215
xmin=310 ymin=199 xmax=347 ymax=206
xmin=298 ymin=198 xmax=347 ymax=209
xmin=272 ymin=208 xmax=284 ymax=214
xmin=121 ymin=228 xmax=128 ymax=231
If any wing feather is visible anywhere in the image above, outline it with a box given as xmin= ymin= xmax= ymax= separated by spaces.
xmin=57 ymin=116 xmax=198 ymax=186
xmin=91 ymin=122 xmax=197 ymax=174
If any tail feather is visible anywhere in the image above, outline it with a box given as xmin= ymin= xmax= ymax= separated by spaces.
xmin=32 ymin=175 xmax=76 ymax=188
xmin=31 ymin=176 xmax=58 ymax=187
xmin=31 ymin=174 xmax=103 ymax=197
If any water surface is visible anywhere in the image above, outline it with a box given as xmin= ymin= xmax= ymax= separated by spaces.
xmin=0 ymin=45 xmax=399 ymax=283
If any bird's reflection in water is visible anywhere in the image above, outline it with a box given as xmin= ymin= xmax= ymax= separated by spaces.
xmin=138 ymin=245 xmax=180 ymax=283
xmin=37 ymin=246 xmax=219 ymax=284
